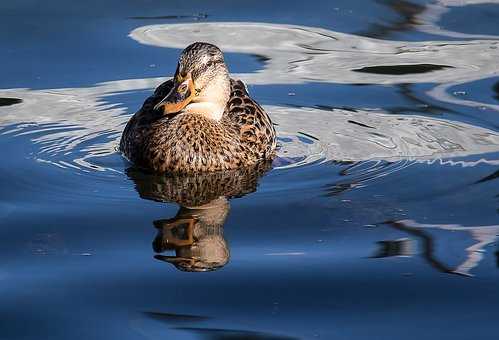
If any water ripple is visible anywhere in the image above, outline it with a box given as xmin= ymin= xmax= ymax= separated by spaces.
xmin=0 ymin=22 xmax=497 ymax=198
xmin=1 ymin=82 xmax=498 ymax=178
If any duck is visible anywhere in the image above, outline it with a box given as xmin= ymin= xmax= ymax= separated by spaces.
xmin=119 ymin=42 xmax=276 ymax=173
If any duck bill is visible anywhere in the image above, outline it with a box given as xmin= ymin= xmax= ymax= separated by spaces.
xmin=154 ymin=79 xmax=195 ymax=114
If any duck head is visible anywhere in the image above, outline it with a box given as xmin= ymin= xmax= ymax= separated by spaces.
xmin=154 ymin=42 xmax=231 ymax=121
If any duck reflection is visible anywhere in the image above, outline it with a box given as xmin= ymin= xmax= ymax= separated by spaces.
xmin=152 ymin=198 xmax=230 ymax=272
xmin=126 ymin=162 xmax=271 ymax=272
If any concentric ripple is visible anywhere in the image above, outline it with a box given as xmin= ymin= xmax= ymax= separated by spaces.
xmin=1 ymin=21 xmax=498 ymax=198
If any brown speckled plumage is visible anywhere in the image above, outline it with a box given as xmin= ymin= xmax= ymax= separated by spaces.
xmin=119 ymin=43 xmax=276 ymax=173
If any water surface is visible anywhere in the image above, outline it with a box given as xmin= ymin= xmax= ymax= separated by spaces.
xmin=1 ymin=1 xmax=498 ymax=339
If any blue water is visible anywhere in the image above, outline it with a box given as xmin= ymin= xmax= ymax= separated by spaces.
xmin=1 ymin=1 xmax=498 ymax=339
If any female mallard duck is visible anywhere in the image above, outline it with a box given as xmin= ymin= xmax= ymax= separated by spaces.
xmin=120 ymin=42 xmax=276 ymax=173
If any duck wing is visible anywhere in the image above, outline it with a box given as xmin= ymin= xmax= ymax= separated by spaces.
xmin=119 ymin=79 xmax=174 ymax=160
xmin=224 ymin=79 xmax=276 ymax=158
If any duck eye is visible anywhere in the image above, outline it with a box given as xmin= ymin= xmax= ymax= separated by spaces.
xmin=178 ymin=84 xmax=188 ymax=93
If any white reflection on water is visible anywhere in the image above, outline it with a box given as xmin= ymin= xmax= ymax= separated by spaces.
xmin=418 ymin=0 xmax=499 ymax=40
xmin=0 ymin=22 xmax=498 ymax=173
xmin=385 ymin=220 xmax=499 ymax=277
xmin=1 ymin=83 xmax=498 ymax=173
xmin=130 ymin=22 xmax=499 ymax=112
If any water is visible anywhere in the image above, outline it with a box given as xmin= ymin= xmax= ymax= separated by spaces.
xmin=1 ymin=1 xmax=498 ymax=339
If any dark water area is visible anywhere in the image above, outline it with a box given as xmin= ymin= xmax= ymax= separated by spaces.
xmin=1 ymin=1 xmax=498 ymax=339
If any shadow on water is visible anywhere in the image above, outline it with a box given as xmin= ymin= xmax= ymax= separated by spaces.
xmin=387 ymin=83 xmax=453 ymax=115
xmin=171 ymin=327 xmax=298 ymax=340
xmin=126 ymin=161 xmax=272 ymax=272
xmin=129 ymin=13 xmax=208 ymax=20
xmin=0 ymin=97 xmax=22 ymax=106
xmin=359 ymin=0 xmax=426 ymax=39
xmin=352 ymin=64 xmax=453 ymax=75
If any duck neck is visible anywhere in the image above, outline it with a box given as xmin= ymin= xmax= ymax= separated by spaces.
xmin=184 ymin=102 xmax=226 ymax=121
xmin=186 ymin=71 xmax=230 ymax=121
